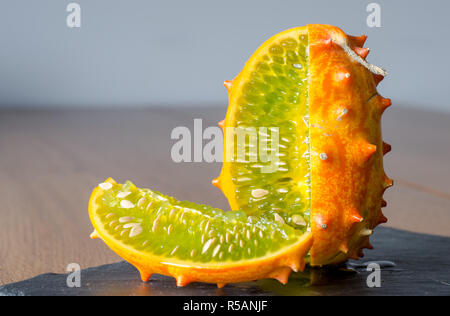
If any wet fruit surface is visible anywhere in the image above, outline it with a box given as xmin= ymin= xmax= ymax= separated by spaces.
xmin=90 ymin=178 xmax=313 ymax=286
xmin=217 ymin=27 xmax=311 ymax=234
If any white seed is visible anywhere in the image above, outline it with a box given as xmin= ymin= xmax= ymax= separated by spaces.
xmin=123 ymin=223 xmax=139 ymax=229
xmin=240 ymin=240 xmax=245 ymax=248
xmin=259 ymin=230 xmax=264 ymax=238
xmin=129 ymin=225 xmax=143 ymax=237
xmin=292 ymin=214 xmax=306 ymax=226
xmin=106 ymin=213 xmax=115 ymax=219
xmin=146 ymin=201 xmax=155 ymax=211
xmin=109 ymin=220 xmax=118 ymax=227
xmin=98 ymin=182 xmax=113 ymax=190
xmin=170 ymin=246 xmax=179 ymax=256
xmin=292 ymin=63 xmax=303 ymax=69
xmin=142 ymin=240 xmax=149 ymax=247
xmin=228 ymin=244 xmax=234 ymax=253
xmin=246 ymin=229 xmax=251 ymax=240
xmin=137 ymin=198 xmax=146 ymax=207
xmin=190 ymin=249 xmax=197 ymax=257
xmin=251 ymin=189 xmax=269 ymax=198
xmin=320 ymin=153 xmax=328 ymax=161
xmin=225 ymin=232 xmax=231 ymax=243
xmin=274 ymin=213 xmax=285 ymax=225
xmin=201 ymin=233 xmax=206 ymax=244
xmin=220 ymin=235 xmax=224 ymax=244
xmin=212 ymin=245 xmax=221 ymax=257
xmin=120 ymin=200 xmax=135 ymax=209
xmin=204 ymin=221 xmax=211 ymax=233
xmin=152 ymin=217 xmax=160 ymax=233
xmin=119 ymin=216 xmax=134 ymax=223
xmin=202 ymin=238 xmax=216 ymax=254
xmin=345 ymin=72 xmax=351 ymax=78
xmin=117 ymin=191 xmax=131 ymax=198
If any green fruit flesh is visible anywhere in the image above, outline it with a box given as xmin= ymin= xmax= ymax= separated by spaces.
xmin=228 ymin=34 xmax=311 ymax=232
xmin=96 ymin=181 xmax=304 ymax=263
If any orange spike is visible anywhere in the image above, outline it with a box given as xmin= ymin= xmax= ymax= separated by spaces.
xmin=380 ymin=97 xmax=392 ymax=113
xmin=323 ymin=38 xmax=332 ymax=46
xmin=349 ymin=209 xmax=364 ymax=223
xmin=381 ymin=199 xmax=387 ymax=207
xmin=212 ymin=177 xmax=221 ymax=188
xmin=224 ymin=80 xmax=232 ymax=92
xmin=268 ymin=267 xmax=292 ymax=285
xmin=354 ymin=47 xmax=370 ymax=59
xmin=348 ymin=34 xmax=367 ymax=47
xmin=287 ymin=260 xmax=301 ymax=273
xmin=373 ymin=73 xmax=384 ymax=86
xmin=138 ymin=269 xmax=152 ymax=283
xmin=218 ymin=119 xmax=225 ymax=129
xmin=89 ymin=230 xmax=100 ymax=239
xmin=384 ymin=176 xmax=394 ymax=188
xmin=176 ymin=275 xmax=192 ymax=287
xmin=377 ymin=212 xmax=388 ymax=225
xmin=339 ymin=243 xmax=349 ymax=254
xmin=217 ymin=283 xmax=227 ymax=289
xmin=382 ymin=141 xmax=392 ymax=155
xmin=362 ymin=143 xmax=377 ymax=161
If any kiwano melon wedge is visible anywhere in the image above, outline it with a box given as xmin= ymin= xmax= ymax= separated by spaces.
xmin=89 ymin=178 xmax=313 ymax=287
xmin=214 ymin=24 xmax=392 ymax=266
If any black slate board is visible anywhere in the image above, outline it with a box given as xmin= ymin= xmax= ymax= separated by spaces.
xmin=1 ymin=227 xmax=449 ymax=296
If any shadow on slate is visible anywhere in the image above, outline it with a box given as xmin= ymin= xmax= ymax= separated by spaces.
xmin=1 ymin=227 xmax=449 ymax=296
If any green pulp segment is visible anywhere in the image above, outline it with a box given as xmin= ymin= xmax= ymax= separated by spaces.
xmin=229 ymin=34 xmax=311 ymax=230
xmin=97 ymin=181 xmax=303 ymax=263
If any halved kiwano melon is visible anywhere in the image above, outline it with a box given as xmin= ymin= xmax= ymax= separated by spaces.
xmin=89 ymin=178 xmax=313 ymax=287
xmin=214 ymin=24 xmax=392 ymax=266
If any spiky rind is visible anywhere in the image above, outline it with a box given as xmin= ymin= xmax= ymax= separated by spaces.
xmin=308 ymin=24 xmax=391 ymax=265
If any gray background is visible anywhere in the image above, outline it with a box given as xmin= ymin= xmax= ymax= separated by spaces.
xmin=0 ymin=0 xmax=448 ymax=112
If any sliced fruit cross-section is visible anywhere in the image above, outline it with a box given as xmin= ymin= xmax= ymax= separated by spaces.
xmin=215 ymin=27 xmax=312 ymax=233
xmin=89 ymin=178 xmax=313 ymax=287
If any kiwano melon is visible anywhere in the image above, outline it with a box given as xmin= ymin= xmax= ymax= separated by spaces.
xmin=89 ymin=24 xmax=392 ymax=287
xmin=214 ymin=24 xmax=392 ymax=266
xmin=89 ymin=178 xmax=312 ymax=287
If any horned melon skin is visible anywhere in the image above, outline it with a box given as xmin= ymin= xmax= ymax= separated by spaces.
xmin=216 ymin=24 xmax=392 ymax=266
xmin=308 ymin=24 xmax=391 ymax=266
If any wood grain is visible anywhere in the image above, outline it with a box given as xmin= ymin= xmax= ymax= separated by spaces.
xmin=0 ymin=106 xmax=449 ymax=285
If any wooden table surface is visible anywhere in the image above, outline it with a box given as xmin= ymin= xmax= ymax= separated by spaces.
xmin=0 ymin=105 xmax=449 ymax=285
